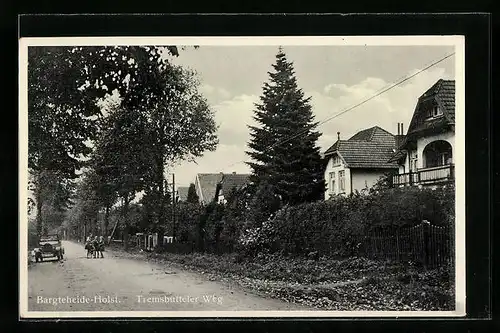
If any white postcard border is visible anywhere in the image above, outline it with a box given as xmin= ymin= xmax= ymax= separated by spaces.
xmin=18 ymin=35 xmax=466 ymax=319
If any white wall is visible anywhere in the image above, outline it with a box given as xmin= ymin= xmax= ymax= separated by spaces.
xmin=398 ymin=130 xmax=454 ymax=174
xmin=324 ymin=155 xmax=352 ymax=199
xmin=351 ymin=169 xmax=387 ymax=193
xmin=417 ymin=131 xmax=455 ymax=168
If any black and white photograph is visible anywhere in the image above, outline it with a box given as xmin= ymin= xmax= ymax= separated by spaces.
xmin=19 ymin=36 xmax=465 ymax=318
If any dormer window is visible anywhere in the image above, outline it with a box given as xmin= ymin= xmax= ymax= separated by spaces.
xmin=427 ymin=106 xmax=443 ymax=119
xmin=332 ymin=155 xmax=341 ymax=166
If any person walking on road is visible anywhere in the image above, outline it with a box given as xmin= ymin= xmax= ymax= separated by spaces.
xmin=92 ymin=236 xmax=99 ymax=259
xmin=97 ymin=236 xmax=105 ymax=258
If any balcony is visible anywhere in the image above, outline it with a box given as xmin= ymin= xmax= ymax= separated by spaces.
xmin=392 ymin=164 xmax=455 ymax=187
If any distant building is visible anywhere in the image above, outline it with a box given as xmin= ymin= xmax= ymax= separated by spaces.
xmin=216 ymin=173 xmax=251 ymax=204
xmin=175 ymin=186 xmax=189 ymax=202
xmin=194 ymin=172 xmax=250 ymax=205
xmin=390 ymin=79 xmax=455 ymax=187
xmin=323 ymin=126 xmax=400 ymax=198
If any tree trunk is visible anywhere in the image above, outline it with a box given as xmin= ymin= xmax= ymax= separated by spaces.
xmin=35 ymin=171 xmax=44 ymax=237
xmin=94 ymin=213 xmax=99 ymax=236
xmin=156 ymin=157 xmax=165 ymax=248
xmin=83 ymin=222 xmax=87 ymax=243
xmin=36 ymin=192 xmax=43 ymax=237
xmin=123 ymin=194 xmax=130 ymax=251
xmin=103 ymin=205 xmax=110 ymax=239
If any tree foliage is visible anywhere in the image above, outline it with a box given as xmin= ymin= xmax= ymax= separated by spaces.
xmin=186 ymin=183 xmax=200 ymax=204
xmin=91 ymin=106 xmax=154 ymax=248
xmin=69 ymin=53 xmax=218 ymax=246
xmin=246 ymin=48 xmax=325 ymax=217
xmin=28 ymin=170 xmax=74 ymax=235
xmin=238 ymin=186 xmax=455 ymax=258
xmin=28 ymin=46 xmax=179 ymax=176
xmin=28 ymin=46 xmax=180 ymax=235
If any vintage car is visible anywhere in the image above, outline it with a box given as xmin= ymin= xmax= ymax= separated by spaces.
xmin=33 ymin=234 xmax=64 ymax=262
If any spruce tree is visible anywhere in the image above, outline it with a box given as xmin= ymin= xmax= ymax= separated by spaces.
xmin=246 ymin=48 xmax=325 ymax=207
xmin=186 ymin=183 xmax=200 ymax=204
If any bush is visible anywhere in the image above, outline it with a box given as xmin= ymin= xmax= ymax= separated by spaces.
xmin=175 ymin=202 xmax=202 ymax=243
xmin=237 ymin=186 xmax=455 ymax=258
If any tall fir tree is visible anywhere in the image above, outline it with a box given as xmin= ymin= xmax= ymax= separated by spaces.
xmin=186 ymin=183 xmax=200 ymax=204
xmin=246 ymin=48 xmax=325 ymax=208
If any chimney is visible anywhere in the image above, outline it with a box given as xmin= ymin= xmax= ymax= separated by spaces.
xmin=395 ymin=123 xmax=405 ymax=149
xmin=337 ymin=132 xmax=340 ymax=140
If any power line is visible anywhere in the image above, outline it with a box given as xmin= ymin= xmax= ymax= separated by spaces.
xmin=219 ymin=52 xmax=455 ymax=173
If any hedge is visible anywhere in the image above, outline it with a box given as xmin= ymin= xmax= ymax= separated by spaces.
xmin=238 ymin=184 xmax=455 ymax=258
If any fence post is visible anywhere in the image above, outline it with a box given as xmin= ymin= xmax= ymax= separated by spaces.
xmin=422 ymin=220 xmax=431 ymax=269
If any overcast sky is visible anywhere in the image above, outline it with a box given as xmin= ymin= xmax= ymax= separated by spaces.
xmin=161 ymin=45 xmax=455 ymax=187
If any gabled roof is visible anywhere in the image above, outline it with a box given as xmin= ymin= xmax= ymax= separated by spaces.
xmin=195 ymin=173 xmax=251 ymax=205
xmin=388 ymin=147 xmax=407 ymax=163
xmin=196 ymin=173 xmax=224 ymax=205
xmin=219 ymin=174 xmax=251 ymax=196
xmin=335 ymin=140 xmax=399 ymax=169
xmin=324 ymin=126 xmax=399 ymax=169
xmin=176 ymin=186 xmax=189 ymax=202
xmin=348 ymin=126 xmax=395 ymax=142
xmin=406 ymin=79 xmax=455 ymax=135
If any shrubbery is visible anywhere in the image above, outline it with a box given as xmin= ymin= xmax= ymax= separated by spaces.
xmin=237 ymin=185 xmax=455 ymax=258
xmin=172 ymin=182 xmax=454 ymax=261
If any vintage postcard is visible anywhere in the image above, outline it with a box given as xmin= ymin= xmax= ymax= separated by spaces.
xmin=19 ymin=36 xmax=465 ymax=318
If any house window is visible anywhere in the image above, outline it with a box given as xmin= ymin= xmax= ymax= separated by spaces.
xmin=427 ymin=106 xmax=443 ymax=119
xmin=339 ymin=170 xmax=345 ymax=192
xmin=332 ymin=155 xmax=341 ymax=166
xmin=329 ymin=172 xmax=336 ymax=194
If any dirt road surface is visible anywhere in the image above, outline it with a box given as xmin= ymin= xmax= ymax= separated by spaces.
xmin=28 ymin=241 xmax=311 ymax=312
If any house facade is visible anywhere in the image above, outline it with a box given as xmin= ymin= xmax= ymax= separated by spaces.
xmin=323 ymin=126 xmax=400 ymax=199
xmin=391 ymin=79 xmax=455 ymax=187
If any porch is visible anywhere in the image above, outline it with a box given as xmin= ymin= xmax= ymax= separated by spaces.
xmin=392 ymin=164 xmax=455 ymax=187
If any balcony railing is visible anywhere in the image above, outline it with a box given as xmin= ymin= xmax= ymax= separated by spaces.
xmin=392 ymin=164 xmax=454 ymax=187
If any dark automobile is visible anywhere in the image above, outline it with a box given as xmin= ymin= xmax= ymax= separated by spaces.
xmin=33 ymin=234 xmax=64 ymax=262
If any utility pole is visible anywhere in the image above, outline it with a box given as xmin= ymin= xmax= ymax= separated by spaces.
xmin=172 ymin=173 xmax=176 ymax=242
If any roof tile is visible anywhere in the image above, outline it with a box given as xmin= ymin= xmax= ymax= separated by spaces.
xmin=324 ymin=126 xmax=399 ymax=169
xmin=196 ymin=173 xmax=250 ymax=204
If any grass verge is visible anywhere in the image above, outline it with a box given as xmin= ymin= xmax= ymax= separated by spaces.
xmin=109 ymin=245 xmax=455 ymax=311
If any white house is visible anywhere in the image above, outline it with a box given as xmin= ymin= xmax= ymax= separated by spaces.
xmin=390 ymin=79 xmax=455 ymax=187
xmin=323 ymin=126 xmax=401 ymax=198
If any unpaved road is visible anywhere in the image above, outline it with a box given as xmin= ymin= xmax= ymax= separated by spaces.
xmin=28 ymin=241 xmax=311 ymax=312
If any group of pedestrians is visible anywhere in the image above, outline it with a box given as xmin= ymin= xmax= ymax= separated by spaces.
xmin=84 ymin=234 xmax=105 ymax=259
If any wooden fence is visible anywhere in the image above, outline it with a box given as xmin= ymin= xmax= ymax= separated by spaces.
xmin=360 ymin=221 xmax=453 ymax=267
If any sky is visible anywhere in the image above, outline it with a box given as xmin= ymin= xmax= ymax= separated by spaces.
xmin=162 ymin=45 xmax=455 ymax=188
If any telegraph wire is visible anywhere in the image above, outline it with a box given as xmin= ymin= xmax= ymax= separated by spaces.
xmin=218 ymin=52 xmax=455 ymax=173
